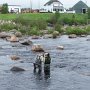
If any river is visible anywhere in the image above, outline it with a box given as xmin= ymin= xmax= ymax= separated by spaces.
xmin=0 ymin=35 xmax=90 ymax=90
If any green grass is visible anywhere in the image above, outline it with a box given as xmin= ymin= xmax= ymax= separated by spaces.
xmin=0 ymin=13 xmax=53 ymax=20
xmin=0 ymin=13 xmax=87 ymax=21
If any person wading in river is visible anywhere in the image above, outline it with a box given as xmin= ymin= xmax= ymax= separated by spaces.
xmin=33 ymin=54 xmax=42 ymax=73
xmin=44 ymin=53 xmax=51 ymax=78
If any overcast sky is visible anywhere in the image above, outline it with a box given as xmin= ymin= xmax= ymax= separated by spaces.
xmin=0 ymin=0 xmax=89 ymax=9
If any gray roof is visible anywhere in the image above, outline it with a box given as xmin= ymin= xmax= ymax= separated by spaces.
xmin=72 ymin=0 xmax=88 ymax=13
xmin=44 ymin=0 xmax=63 ymax=6
xmin=72 ymin=0 xmax=88 ymax=9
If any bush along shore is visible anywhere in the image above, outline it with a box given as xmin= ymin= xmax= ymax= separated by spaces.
xmin=0 ymin=12 xmax=90 ymax=38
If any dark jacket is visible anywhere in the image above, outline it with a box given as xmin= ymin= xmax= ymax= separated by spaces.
xmin=44 ymin=56 xmax=51 ymax=64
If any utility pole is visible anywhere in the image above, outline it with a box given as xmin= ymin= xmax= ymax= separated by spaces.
xmin=38 ymin=0 xmax=40 ymax=12
xmin=30 ymin=0 xmax=32 ymax=13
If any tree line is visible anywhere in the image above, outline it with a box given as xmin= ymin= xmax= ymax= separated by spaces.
xmin=0 ymin=3 xmax=8 ymax=14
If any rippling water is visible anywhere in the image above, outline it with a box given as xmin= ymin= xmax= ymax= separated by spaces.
xmin=0 ymin=35 xmax=90 ymax=90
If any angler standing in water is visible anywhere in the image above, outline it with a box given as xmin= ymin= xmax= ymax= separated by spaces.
xmin=44 ymin=53 xmax=51 ymax=78
xmin=33 ymin=54 xmax=42 ymax=73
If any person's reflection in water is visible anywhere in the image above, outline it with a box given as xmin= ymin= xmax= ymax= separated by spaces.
xmin=33 ymin=67 xmax=43 ymax=80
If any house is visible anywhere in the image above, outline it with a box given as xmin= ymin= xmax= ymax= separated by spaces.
xmin=21 ymin=8 xmax=31 ymax=13
xmin=8 ymin=5 xmax=21 ymax=13
xmin=40 ymin=0 xmax=65 ymax=13
xmin=72 ymin=0 xmax=88 ymax=14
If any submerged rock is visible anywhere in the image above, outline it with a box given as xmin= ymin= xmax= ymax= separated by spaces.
xmin=31 ymin=44 xmax=44 ymax=52
xmin=87 ymin=38 xmax=90 ymax=41
xmin=10 ymin=66 xmax=25 ymax=72
xmin=20 ymin=40 xmax=33 ymax=45
xmin=10 ymin=55 xmax=20 ymax=60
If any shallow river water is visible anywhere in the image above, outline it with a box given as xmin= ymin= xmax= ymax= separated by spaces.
xmin=0 ymin=35 xmax=90 ymax=90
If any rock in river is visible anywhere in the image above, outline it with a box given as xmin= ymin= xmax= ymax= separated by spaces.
xmin=57 ymin=45 xmax=64 ymax=50
xmin=31 ymin=35 xmax=39 ymax=39
xmin=0 ymin=32 xmax=10 ymax=38
xmin=68 ymin=34 xmax=77 ymax=38
xmin=20 ymin=40 xmax=33 ymax=45
xmin=31 ymin=44 xmax=44 ymax=52
xmin=15 ymin=31 xmax=22 ymax=37
xmin=10 ymin=55 xmax=20 ymax=60
xmin=10 ymin=66 xmax=25 ymax=72
xmin=7 ymin=35 xmax=19 ymax=42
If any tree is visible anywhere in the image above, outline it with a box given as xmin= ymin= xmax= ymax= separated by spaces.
xmin=1 ymin=3 xmax=8 ymax=14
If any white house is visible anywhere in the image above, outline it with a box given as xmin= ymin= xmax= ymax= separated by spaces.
xmin=40 ymin=0 xmax=66 ymax=13
xmin=8 ymin=5 xmax=21 ymax=13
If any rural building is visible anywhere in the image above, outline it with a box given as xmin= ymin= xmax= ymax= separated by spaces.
xmin=40 ymin=0 xmax=66 ymax=13
xmin=21 ymin=8 xmax=31 ymax=13
xmin=72 ymin=0 xmax=88 ymax=13
xmin=8 ymin=5 xmax=21 ymax=13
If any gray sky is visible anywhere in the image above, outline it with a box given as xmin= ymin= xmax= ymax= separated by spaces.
xmin=0 ymin=0 xmax=89 ymax=9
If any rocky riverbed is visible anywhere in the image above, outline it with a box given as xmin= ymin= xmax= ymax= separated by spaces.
xmin=0 ymin=35 xmax=90 ymax=90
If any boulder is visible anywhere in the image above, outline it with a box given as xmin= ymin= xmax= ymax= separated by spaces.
xmin=68 ymin=34 xmax=77 ymax=38
xmin=8 ymin=35 xmax=19 ymax=42
xmin=52 ymin=31 xmax=59 ymax=38
xmin=10 ymin=66 xmax=25 ymax=72
xmin=31 ymin=44 xmax=44 ymax=52
xmin=53 ymin=31 xmax=59 ymax=36
xmin=10 ymin=55 xmax=20 ymax=60
xmin=20 ymin=40 xmax=33 ymax=45
xmin=42 ymin=30 xmax=48 ymax=34
xmin=15 ymin=32 xmax=22 ymax=37
xmin=80 ymin=35 xmax=86 ymax=37
xmin=43 ymin=34 xmax=53 ymax=39
xmin=31 ymin=35 xmax=39 ymax=39
xmin=0 ymin=32 xmax=10 ymax=38
xmin=57 ymin=45 xmax=64 ymax=50
xmin=9 ymin=29 xmax=17 ymax=34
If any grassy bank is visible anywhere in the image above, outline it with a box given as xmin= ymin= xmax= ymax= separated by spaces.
xmin=0 ymin=13 xmax=52 ymax=20
xmin=0 ymin=13 xmax=87 ymax=21
xmin=0 ymin=13 xmax=89 ymax=36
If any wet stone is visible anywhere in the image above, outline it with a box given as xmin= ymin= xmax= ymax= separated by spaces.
xmin=10 ymin=66 xmax=25 ymax=72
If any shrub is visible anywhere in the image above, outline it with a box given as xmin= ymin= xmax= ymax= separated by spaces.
xmin=66 ymin=27 xmax=87 ymax=35
xmin=18 ymin=25 xmax=30 ymax=35
xmin=29 ymin=20 xmax=47 ymax=30
xmin=0 ymin=23 xmax=17 ymax=31
xmin=14 ymin=17 xmax=47 ymax=30
xmin=60 ymin=17 xmax=73 ymax=25
xmin=29 ymin=27 xmax=40 ymax=35
xmin=86 ymin=26 xmax=90 ymax=34
xmin=14 ymin=16 xmax=30 ymax=26
xmin=48 ymin=11 xmax=60 ymax=24
xmin=48 ymin=29 xmax=53 ymax=34
xmin=54 ymin=23 xmax=63 ymax=33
